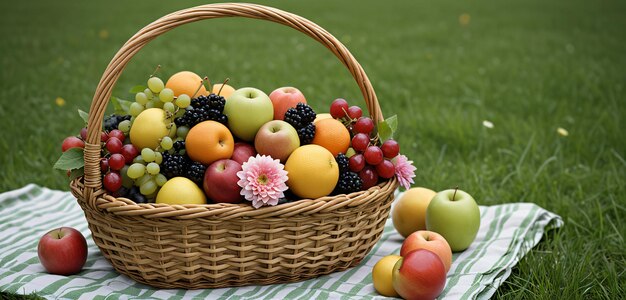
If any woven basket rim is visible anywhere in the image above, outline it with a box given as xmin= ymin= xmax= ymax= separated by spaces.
xmin=72 ymin=176 xmax=397 ymax=219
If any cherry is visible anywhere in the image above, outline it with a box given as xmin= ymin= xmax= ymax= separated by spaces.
xmin=100 ymin=132 xmax=109 ymax=142
xmin=100 ymin=158 xmax=109 ymax=173
xmin=103 ymin=172 xmax=122 ymax=192
xmin=108 ymin=129 xmax=125 ymax=142
xmin=353 ymin=117 xmax=374 ymax=134
xmin=120 ymin=144 xmax=139 ymax=164
xmin=381 ymin=139 xmax=400 ymax=158
xmin=347 ymin=106 xmax=363 ymax=120
xmin=351 ymin=133 xmax=370 ymax=152
xmin=375 ymin=159 xmax=396 ymax=179
xmin=80 ymin=127 xmax=87 ymax=140
xmin=61 ymin=136 xmax=85 ymax=152
xmin=349 ymin=154 xmax=366 ymax=172
xmin=364 ymin=146 xmax=384 ymax=165
xmin=108 ymin=153 xmax=126 ymax=171
xmin=105 ymin=137 xmax=123 ymax=154
xmin=359 ymin=166 xmax=379 ymax=190
xmin=330 ymin=98 xmax=349 ymax=119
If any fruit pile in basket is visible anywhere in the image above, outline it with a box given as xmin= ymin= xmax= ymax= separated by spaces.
xmin=55 ymin=69 xmax=416 ymax=207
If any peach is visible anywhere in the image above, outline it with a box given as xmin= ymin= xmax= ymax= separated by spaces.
xmin=269 ymin=87 xmax=306 ymax=120
xmin=212 ymin=83 xmax=235 ymax=99
xmin=185 ymin=121 xmax=234 ymax=165
xmin=165 ymin=71 xmax=208 ymax=98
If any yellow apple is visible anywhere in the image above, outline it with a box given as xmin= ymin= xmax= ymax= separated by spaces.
xmin=392 ymin=187 xmax=437 ymax=238
xmin=372 ymin=255 xmax=401 ymax=297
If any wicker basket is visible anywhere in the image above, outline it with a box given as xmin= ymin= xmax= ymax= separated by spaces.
xmin=71 ymin=2 xmax=398 ymax=289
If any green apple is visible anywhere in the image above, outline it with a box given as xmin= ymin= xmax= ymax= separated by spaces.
xmin=224 ymin=87 xmax=274 ymax=141
xmin=426 ymin=188 xmax=480 ymax=252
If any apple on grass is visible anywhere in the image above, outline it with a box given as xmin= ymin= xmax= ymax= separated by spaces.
xmin=203 ymin=159 xmax=243 ymax=204
xmin=392 ymin=249 xmax=447 ymax=300
xmin=401 ymin=230 xmax=452 ymax=272
xmin=223 ymin=87 xmax=274 ymax=141
xmin=231 ymin=142 xmax=256 ymax=165
xmin=38 ymin=227 xmax=88 ymax=275
xmin=426 ymin=188 xmax=480 ymax=252
xmin=254 ymin=120 xmax=300 ymax=162
xmin=269 ymin=87 xmax=307 ymax=120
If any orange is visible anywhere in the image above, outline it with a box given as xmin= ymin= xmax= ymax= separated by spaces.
xmin=313 ymin=113 xmax=332 ymax=123
xmin=185 ymin=121 xmax=234 ymax=165
xmin=311 ymin=118 xmax=350 ymax=156
xmin=284 ymin=145 xmax=339 ymax=199
xmin=165 ymin=71 xmax=209 ymax=98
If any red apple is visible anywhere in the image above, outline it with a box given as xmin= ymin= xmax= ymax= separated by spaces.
xmin=231 ymin=142 xmax=257 ymax=165
xmin=61 ymin=136 xmax=85 ymax=152
xmin=254 ymin=120 xmax=300 ymax=162
xmin=392 ymin=249 xmax=447 ymax=300
xmin=37 ymin=227 xmax=88 ymax=275
xmin=269 ymin=87 xmax=307 ymax=120
xmin=401 ymin=230 xmax=452 ymax=272
xmin=203 ymin=159 xmax=243 ymax=203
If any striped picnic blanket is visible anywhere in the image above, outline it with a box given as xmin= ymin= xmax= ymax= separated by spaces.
xmin=0 ymin=184 xmax=562 ymax=299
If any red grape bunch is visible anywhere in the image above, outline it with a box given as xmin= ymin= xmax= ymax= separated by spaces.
xmin=329 ymin=98 xmax=401 ymax=190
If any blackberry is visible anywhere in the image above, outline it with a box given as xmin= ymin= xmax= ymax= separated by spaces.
xmin=284 ymin=109 xmax=303 ymax=128
xmin=127 ymin=186 xmax=149 ymax=204
xmin=174 ymin=115 xmax=188 ymax=127
xmin=178 ymin=102 xmax=228 ymax=128
xmin=335 ymin=171 xmax=362 ymax=194
xmin=186 ymin=161 xmax=206 ymax=184
xmin=296 ymin=103 xmax=316 ymax=123
xmin=191 ymin=95 xmax=210 ymax=108
xmin=207 ymin=94 xmax=226 ymax=111
xmin=297 ymin=123 xmax=316 ymax=145
xmin=186 ymin=109 xmax=204 ymax=125
xmin=336 ymin=153 xmax=349 ymax=172
xmin=191 ymin=94 xmax=226 ymax=111
xmin=284 ymin=103 xmax=316 ymax=129
xmin=207 ymin=108 xmax=228 ymax=125
xmin=161 ymin=153 xmax=187 ymax=179
xmin=173 ymin=140 xmax=186 ymax=152
xmin=104 ymin=114 xmax=131 ymax=132
xmin=111 ymin=186 xmax=129 ymax=198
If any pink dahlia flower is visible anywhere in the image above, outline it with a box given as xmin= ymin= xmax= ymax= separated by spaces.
xmin=393 ymin=154 xmax=416 ymax=190
xmin=237 ymin=155 xmax=288 ymax=209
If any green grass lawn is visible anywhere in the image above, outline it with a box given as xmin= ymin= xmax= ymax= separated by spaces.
xmin=1 ymin=0 xmax=624 ymax=298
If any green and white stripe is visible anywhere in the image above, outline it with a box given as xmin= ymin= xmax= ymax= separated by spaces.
xmin=0 ymin=185 xmax=562 ymax=299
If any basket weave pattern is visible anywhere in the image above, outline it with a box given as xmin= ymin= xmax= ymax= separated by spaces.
xmin=72 ymin=3 xmax=398 ymax=288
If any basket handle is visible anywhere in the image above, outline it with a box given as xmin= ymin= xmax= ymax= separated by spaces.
xmin=83 ymin=3 xmax=382 ymax=202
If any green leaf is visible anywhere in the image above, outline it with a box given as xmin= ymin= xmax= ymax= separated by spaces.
xmin=53 ymin=148 xmax=85 ymax=170
xmin=377 ymin=115 xmax=398 ymax=141
xmin=110 ymin=96 xmax=132 ymax=115
xmin=78 ymin=109 xmax=89 ymax=124
xmin=129 ymin=85 xmax=146 ymax=94
xmin=386 ymin=115 xmax=398 ymax=133
xmin=378 ymin=121 xmax=392 ymax=141
xmin=69 ymin=167 xmax=84 ymax=181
